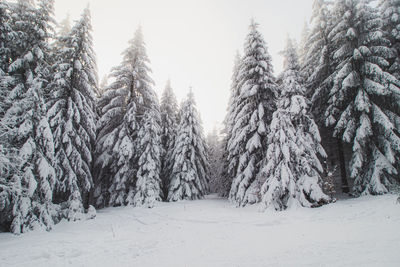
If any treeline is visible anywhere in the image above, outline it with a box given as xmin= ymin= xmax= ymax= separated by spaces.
xmin=213 ymin=0 xmax=400 ymax=209
xmin=0 ymin=0 xmax=209 ymax=234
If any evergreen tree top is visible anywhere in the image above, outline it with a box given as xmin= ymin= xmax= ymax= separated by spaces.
xmin=180 ymin=89 xmax=203 ymax=127
xmin=57 ymin=13 xmax=71 ymax=37
xmin=67 ymin=6 xmax=98 ymax=102
xmin=161 ymin=80 xmax=176 ymax=103
xmin=242 ymin=20 xmax=273 ymax=76
xmin=108 ymin=25 xmax=155 ymax=113
xmin=160 ymin=80 xmax=178 ymax=115
xmin=238 ymin=19 xmax=276 ymax=101
xmin=282 ymin=38 xmax=301 ymax=72
xmin=281 ymin=38 xmax=305 ymax=97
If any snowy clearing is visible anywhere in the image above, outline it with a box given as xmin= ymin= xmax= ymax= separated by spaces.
xmin=1 ymin=194 xmax=399 ymax=267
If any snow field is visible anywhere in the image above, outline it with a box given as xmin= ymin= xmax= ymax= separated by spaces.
xmin=0 ymin=194 xmax=399 ymax=267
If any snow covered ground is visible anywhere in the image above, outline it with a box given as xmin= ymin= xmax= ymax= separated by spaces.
xmin=0 ymin=194 xmax=399 ymax=267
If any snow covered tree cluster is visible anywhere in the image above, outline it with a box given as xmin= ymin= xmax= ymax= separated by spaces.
xmin=305 ymin=0 xmax=400 ymax=196
xmin=93 ymin=28 xmax=209 ymax=207
xmin=217 ymin=0 xmax=400 ymax=210
xmin=0 ymin=0 xmax=99 ymax=233
xmin=0 ymin=0 xmax=210 ymax=234
xmin=218 ymin=21 xmax=330 ymax=210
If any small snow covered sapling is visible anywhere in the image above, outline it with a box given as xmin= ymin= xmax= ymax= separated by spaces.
xmin=86 ymin=205 xmax=96 ymax=219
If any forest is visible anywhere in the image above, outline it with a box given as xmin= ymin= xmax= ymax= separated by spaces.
xmin=0 ymin=0 xmax=399 ymax=238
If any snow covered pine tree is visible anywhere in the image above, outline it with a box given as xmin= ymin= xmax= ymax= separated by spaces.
xmin=47 ymin=7 xmax=98 ymax=220
xmin=325 ymin=0 xmax=400 ymax=195
xmin=160 ymin=80 xmax=179 ymax=200
xmin=0 ymin=0 xmax=13 ymax=118
xmin=94 ymin=26 xmax=162 ymax=207
xmin=259 ymin=39 xmax=330 ymax=211
xmin=132 ymin=69 xmax=162 ymax=207
xmin=305 ymin=0 xmax=351 ymax=194
xmin=0 ymin=1 xmax=18 ymax=230
xmin=228 ymin=20 xmax=276 ymax=206
xmin=206 ymin=128 xmax=224 ymax=193
xmin=168 ymin=91 xmax=209 ymax=201
xmin=1 ymin=0 xmax=57 ymax=233
xmin=220 ymin=52 xmax=241 ymax=197
xmin=379 ymin=0 xmax=400 ymax=79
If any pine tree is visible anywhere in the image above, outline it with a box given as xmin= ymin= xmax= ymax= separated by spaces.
xmin=220 ymin=52 xmax=241 ymax=197
xmin=326 ymin=0 xmax=400 ymax=195
xmin=0 ymin=0 xmax=12 ymax=82
xmin=206 ymin=128 xmax=224 ymax=193
xmin=259 ymin=39 xmax=330 ymax=211
xmin=299 ymin=21 xmax=310 ymax=74
xmin=1 ymin=0 xmax=57 ymax=233
xmin=47 ymin=7 xmax=98 ymax=220
xmin=132 ymin=104 xmax=162 ymax=207
xmin=160 ymin=80 xmax=178 ymax=199
xmin=0 ymin=1 xmax=13 ymax=119
xmin=0 ymin=1 xmax=20 ymax=232
xmin=57 ymin=13 xmax=71 ymax=38
xmin=51 ymin=13 xmax=71 ymax=59
xmin=93 ymin=84 xmax=128 ymax=207
xmin=128 ymin=29 xmax=162 ymax=206
xmin=379 ymin=0 xmax=400 ymax=79
xmin=168 ymin=91 xmax=209 ymax=201
xmin=304 ymin=0 xmax=351 ymax=194
xmin=305 ymin=0 xmax=334 ymax=110
xmin=228 ymin=20 xmax=276 ymax=206
xmin=0 ymin=121 xmax=22 ymax=231
xmin=94 ymin=26 xmax=158 ymax=207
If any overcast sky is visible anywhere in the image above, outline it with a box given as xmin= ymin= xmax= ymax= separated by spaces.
xmin=54 ymin=0 xmax=314 ymax=134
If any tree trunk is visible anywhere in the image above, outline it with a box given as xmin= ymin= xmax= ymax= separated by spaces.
xmin=337 ymin=138 xmax=349 ymax=193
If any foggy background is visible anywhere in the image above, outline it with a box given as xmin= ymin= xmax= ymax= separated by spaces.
xmin=54 ymin=0 xmax=313 ymax=133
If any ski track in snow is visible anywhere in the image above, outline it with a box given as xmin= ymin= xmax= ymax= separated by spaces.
xmin=0 ymin=194 xmax=399 ymax=267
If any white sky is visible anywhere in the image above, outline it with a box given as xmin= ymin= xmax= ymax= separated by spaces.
xmin=54 ymin=0 xmax=313 ymax=134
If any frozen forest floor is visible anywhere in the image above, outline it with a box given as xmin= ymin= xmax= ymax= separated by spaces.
xmin=1 ymin=194 xmax=399 ymax=267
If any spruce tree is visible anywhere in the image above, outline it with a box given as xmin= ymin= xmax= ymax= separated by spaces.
xmin=220 ymin=52 xmax=241 ymax=197
xmin=95 ymin=26 xmax=158 ymax=207
xmin=168 ymin=91 xmax=209 ymax=201
xmin=0 ymin=1 xmax=13 ymax=124
xmin=0 ymin=122 xmax=21 ymax=231
xmin=160 ymin=80 xmax=178 ymax=199
xmin=93 ymin=85 xmax=128 ymax=207
xmin=57 ymin=14 xmax=71 ymax=38
xmin=326 ymin=0 xmax=400 ymax=195
xmin=379 ymin=0 xmax=400 ymax=79
xmin=1 ymin=0 xmax=57 ymax=233
xmin=228 ymin=21 xmax=276 ymax=206
xmin=132 ymin=103 xmax=162 ymax=207
xmin=259 ymin=39 xmax=330 ymax=211
xmin=304 ymin=0 xmax=351 ymax=193
xmin=47 ymin=7 xmax=98 ymax=220
xmin=305 ymin=0 xmax=334 ymax=110
xmin=128 ymin=29 xmax=162 ymax=206
xmin=0 ymin=1 xmax=12 ymax=109
xmin=206 ymin=128 xmax=224 ymax=193
xmin=299 ymin=21 xmax=311 ymax=77
xmin=0 ymin=1 xmax=21 ymax=232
